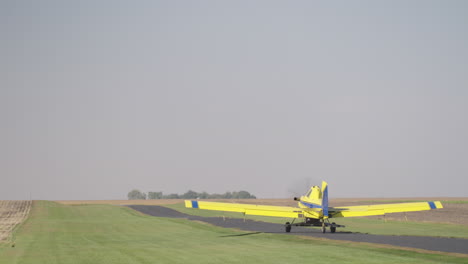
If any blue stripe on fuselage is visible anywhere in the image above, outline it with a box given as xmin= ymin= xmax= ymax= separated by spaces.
xmin=300 ymin=201 xmax=322 ymax=209
xmin=428 ymin=201 xmax=436 ymax=209
xmin=191 ymin=200 xmax=199 ymax=209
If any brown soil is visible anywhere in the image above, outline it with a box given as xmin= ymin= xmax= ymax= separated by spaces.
xmin=0 ymin=200 xmax=32 ymax=242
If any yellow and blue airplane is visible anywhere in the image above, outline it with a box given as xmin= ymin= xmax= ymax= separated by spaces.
xmin=185 ymin=181 xmax=443 ymax=233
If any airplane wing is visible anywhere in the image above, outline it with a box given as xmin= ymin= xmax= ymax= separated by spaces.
xmin=185 ymin=200 xmax=318 ymax=218
xmin=329 ymin=201 xmax=443 ymax=218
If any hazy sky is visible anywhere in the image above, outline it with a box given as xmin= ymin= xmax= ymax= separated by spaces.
xmin=1 ymin=1 xmax=467 ymax=200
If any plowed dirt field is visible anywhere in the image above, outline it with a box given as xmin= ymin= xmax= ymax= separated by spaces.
xmin=0 ymin=200 xmax=32 ymax=242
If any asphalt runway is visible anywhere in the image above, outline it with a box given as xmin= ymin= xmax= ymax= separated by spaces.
xmin=128 ymin=205 xmax=468 ymax=255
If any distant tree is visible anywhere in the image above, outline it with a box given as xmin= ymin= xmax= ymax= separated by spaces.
xmin=163 ymin=193 xmax=180 ymax=199
xmin=148 ymin=192 xmax=163 ymax=199
xmin=198 ymin=192 xmax=209 ymax=199
xmin=181 ymin=190 xmax=198 ymax=199
xmin=208 ymin=193 xmax=223 ymax=199
xmin=142 ymin=190 xmax=256 ymax=199
xmin=237 ymin=190 xmax=256 ymax=199
xmin=128 ymin=189 xmax=147 ymax=200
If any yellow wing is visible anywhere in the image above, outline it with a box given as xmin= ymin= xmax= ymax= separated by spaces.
xmin=329 ymin=201 xmax=443 ymax=218
xmin=185 ymin=200 xmax=319 ymax=218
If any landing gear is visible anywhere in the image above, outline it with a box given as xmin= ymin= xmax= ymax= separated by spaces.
xmin=285 ymin=219 xmax=295 ymax=233
xmin=285 ymin=218 xmax=345 ymax=233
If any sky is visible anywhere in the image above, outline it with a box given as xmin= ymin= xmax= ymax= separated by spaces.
xmin=1 ymin=0 xmax=467 ymax=200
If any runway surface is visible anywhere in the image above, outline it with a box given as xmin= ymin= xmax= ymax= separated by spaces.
xmin=128 ymin=205 xmax=468 ymax=255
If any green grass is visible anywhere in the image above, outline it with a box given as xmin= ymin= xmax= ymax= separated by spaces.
xmin=335 ymin=218 xmax=468 ymax=238
xmin=165 ymin=203 xmax=468 ymax=239
xmin=442 ymin=201 xmax=468 ymax=204
xmin=0 ymin=201 xmax=466 ymax=264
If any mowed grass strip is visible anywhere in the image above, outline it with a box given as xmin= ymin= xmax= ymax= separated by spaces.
xmin=0 ymin=201 xmax=466 ymax=264
xmin=165 ymin=203 xmax=468 ymax=239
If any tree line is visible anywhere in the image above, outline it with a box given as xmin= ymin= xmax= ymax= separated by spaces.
xmin=127 ymin=189 xmax=256 ymax=200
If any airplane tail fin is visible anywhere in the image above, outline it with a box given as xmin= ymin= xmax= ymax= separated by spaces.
xmin=321 ymin=181 xmax=329 ymax=218
xmin=296 ymin=181 xmax=329 ymax=218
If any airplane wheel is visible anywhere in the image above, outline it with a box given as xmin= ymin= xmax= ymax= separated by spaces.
xmin=331 ymin=222 xmax=336 ymax=233
xmin=321 ymin=226 xmax=326 ymax=233
xmin=285 ymin=222 xmax=291 ymax=233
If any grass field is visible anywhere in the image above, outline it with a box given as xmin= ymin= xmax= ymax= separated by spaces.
xmin=0 ymin=201 xmax=467 ymax=264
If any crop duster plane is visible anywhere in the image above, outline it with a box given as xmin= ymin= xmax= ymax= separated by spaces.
xmin=185 ymin=181 xmax=443 ymax=233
